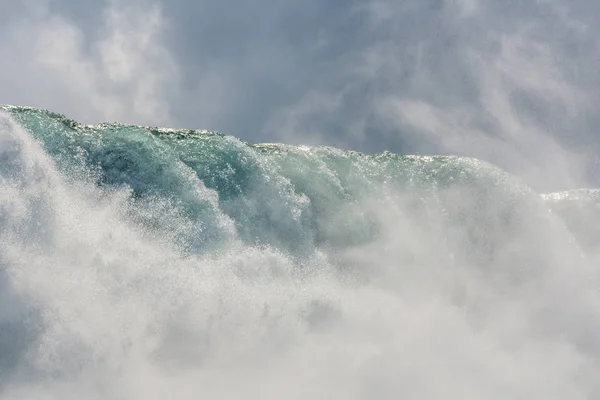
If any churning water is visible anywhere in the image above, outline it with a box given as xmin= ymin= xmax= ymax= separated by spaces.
xmin=1 ymin=105 xmax=600 ymax=399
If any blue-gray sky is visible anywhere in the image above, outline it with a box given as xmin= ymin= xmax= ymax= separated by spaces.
xmin=1 ymin=0 xmax=599 ymax=190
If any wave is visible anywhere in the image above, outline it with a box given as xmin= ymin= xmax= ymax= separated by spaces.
xmin=1 ymin=105 xmax=600 ymax=399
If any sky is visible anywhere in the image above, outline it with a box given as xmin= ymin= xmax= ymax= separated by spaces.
xmin=1 ymin=0 xmax=599 ymax=191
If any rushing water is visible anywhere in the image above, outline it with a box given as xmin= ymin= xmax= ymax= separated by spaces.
xmin=1 ymin=105 xmax=600 ymax=399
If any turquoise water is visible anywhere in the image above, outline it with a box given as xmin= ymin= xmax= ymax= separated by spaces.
xmin=1 ymin=105 xmax=599 ymax=399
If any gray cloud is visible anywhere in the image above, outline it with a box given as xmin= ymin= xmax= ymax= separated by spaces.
xmin=1 ymin=0 xmax=599 ymax=190
xmin=0 ymin=0 xmax=177 ymax=125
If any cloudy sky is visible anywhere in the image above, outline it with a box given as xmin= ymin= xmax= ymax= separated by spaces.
xmin=1 ymin=0 xmax=599 ymax=191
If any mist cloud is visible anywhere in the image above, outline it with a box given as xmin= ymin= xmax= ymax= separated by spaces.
xmin=0 ymin=0 xmax=176 ymax=125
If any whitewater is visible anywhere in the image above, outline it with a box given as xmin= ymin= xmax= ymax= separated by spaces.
xmin=1 ymin=105 xmax=600 ymax=399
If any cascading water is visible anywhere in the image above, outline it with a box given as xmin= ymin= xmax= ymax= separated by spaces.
xmin=1 ymin=105 xmax=600 ymax=399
